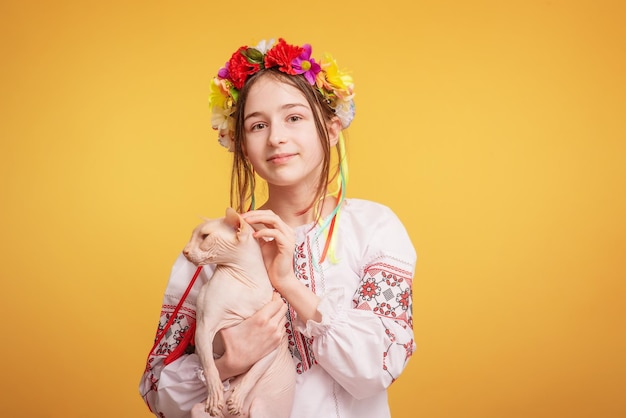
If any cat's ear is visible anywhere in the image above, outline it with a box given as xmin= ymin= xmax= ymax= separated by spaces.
xmin=224 ymin=208 xmax=253 ymax=241
xmin=224 ymin=207 xmax=241 ymax=230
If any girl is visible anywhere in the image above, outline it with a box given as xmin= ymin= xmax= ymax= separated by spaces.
xmin=140 ymin=38 xmax=417 ymax=418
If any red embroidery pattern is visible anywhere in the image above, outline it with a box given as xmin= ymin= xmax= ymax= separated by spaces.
xmin=143 ymin=304 xmax=196 ymax=391
xmin=155 ymin=305 xmax=196 ymax=356
xmin=288 ymin=237 xmax=318 ymax=374
xmin=355 ymin=260 xmax=414 ymax=380
xmin=354 ymin=261 xmax=413 ymax=329
xmin=380 ymin=317 xmax=416 ymax=381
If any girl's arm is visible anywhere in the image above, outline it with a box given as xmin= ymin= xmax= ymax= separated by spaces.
xmin=242 ymin=206 xmax=417 ymax=399
xmin=139 ymin=255 xmax=287 ymax=417
xmin=302 ymin=254 xmax=415 ymax=399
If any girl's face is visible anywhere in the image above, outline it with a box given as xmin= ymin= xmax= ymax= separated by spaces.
xmin=243 ymin=76 xmax=337 ymax=189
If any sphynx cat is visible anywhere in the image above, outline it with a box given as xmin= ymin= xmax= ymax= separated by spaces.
xmin=183 ymin=208 xmax=296 ymax=418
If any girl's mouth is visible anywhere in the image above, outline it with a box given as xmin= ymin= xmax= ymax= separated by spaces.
xmin=267 ymin=153 xmax=296 ymax=164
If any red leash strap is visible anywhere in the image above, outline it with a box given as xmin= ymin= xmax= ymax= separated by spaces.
xmin=164 ymin=323 xmax=196 ymax=365
xmin=146 ymin=265 xmax=204 ymax=362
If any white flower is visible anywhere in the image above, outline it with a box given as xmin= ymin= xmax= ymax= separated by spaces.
xmin=254 ymin=38 xmax=275 ymax=54
xmin=210 ymin=105 xmax=234 ymax=131
xmin=217 ymin=129 xmax=235 ymax=152
xmin=334 ymin=99 xmax=355 ymax=129
xmin=209 ymin=39 xmax=356 ymax=151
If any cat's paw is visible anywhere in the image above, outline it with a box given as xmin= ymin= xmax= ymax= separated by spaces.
xmin=204 ymin=400 xmax=224 ymax=417
xmin=226 ymin=385 xmax=245 ymax=416
xmin=206 ymin=378 xmax=226 ymax=416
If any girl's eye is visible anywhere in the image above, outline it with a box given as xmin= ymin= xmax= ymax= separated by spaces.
xmin=250 ymin=122 xmax=267 ymax=131
xmin=287 ymin=115 xmax=302 ymax=123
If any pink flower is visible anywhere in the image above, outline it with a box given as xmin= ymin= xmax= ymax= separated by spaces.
xmin=292 ymin=44 xmax=321 ymax=85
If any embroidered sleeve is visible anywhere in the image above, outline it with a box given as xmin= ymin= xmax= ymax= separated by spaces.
xmin=301 ymin=206 xmax=417 ymax=400
xmin=138 ymin=254 xmax=211 ymax=417
xmin=139 ymin=303 xmax=198 ymax=413
xmin=355 ymin=256 xmax=415 ymax=376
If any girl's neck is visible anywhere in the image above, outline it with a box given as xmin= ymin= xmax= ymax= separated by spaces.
xmin=260 ymin=186 xmax=337 ymax=228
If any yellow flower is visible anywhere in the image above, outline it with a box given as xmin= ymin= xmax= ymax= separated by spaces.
xmin=210 ymin=40 xmax=356 ymax=146
xmin=319 ymin=53 xmax=354 ymax=98
xmin=208 ymin=79 xmax=225 ymax=109
xmin=208 ymin=78 xmax=235 ymax=110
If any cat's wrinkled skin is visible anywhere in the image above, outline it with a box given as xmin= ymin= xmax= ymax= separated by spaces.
xmin=183 ymin=208 xmax=295 ymax=418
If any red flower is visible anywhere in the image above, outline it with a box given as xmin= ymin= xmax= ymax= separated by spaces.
xmin=228 ymin=46 xmax=261 ymax=89
xmin=264 ymin=38 xmax=303 ymax=75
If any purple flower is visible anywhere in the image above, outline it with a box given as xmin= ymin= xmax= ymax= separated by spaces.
xmin=292 ymin=44 xmax=321 ymax=85
xmin=218 ymin=61 xmax=230 ymax=79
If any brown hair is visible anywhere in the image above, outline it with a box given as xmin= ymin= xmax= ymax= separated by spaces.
xmin=229 ymin=68 xmax=341 ymax=217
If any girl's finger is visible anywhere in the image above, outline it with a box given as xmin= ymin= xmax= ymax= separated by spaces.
xmin=252 ymin=228 xmax=281 ymax=242
xmin=242 ymin=210 xmax=289 ymax=230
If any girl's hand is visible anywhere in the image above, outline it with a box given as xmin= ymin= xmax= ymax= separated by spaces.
xmin=241 ymin=210 xmax=297 ymax=292
xmin=242 ymin=210 xmax=322 ymax=324
xmin=215 ymin=292 xmax=287 ymax=380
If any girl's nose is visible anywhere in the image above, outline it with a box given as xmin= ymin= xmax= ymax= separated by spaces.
xmin=268 ymin=126 xmax=287 ymax=146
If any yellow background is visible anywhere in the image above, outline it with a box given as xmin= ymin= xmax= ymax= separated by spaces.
xmin=1 ymin=0 xmax=624 ymax=417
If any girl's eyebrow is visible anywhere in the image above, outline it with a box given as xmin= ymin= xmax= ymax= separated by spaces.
xmin=244 ymin=103 xmax=309 ymax=122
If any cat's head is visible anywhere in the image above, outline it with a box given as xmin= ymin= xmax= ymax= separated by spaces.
xmin=182 ymin=207 xmax=255 ymax=266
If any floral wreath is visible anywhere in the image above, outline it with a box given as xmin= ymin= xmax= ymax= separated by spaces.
xmin=209 ymin=38 xmax=355 ymax=151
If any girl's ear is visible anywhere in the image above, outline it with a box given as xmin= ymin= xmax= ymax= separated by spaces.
xmin=327 ymin=117 xmax=342 ymax=147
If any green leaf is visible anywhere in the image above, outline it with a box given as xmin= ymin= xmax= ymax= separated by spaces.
xmin=244 ymin=48 xmax=264 ymax=64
